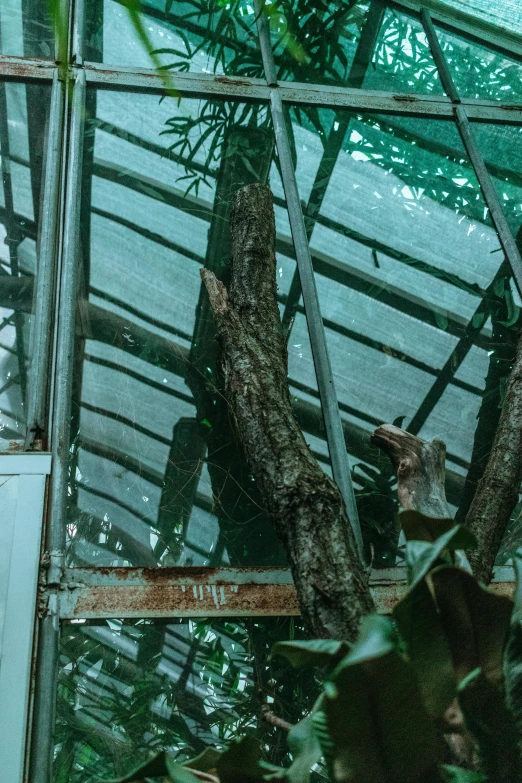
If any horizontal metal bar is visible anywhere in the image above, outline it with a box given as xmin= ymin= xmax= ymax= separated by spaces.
xmin=0 ymin=57 xmax=520 ymax=123
xmin=59 ymin=566 xmax=515 ymax=619
xmin=0 ymin=55 xmax=57 ymax=80
xmin=85 ymin=62 xmax=271 ymax=98
xmin=81 ymin=62 xmax=522 ymax=122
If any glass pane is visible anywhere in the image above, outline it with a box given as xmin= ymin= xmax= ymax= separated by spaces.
xmin=266 ymin=1 xmax=442 ymax=94
xmin=472 ymin=123 xmax=522 ymax=237
xmin=287 ymin=106 xmax=506 ymax=563
xmin=436 ymin=25 xmax=522 ymax=102
xmin=86 ymin=0 xmax=263 ymax=75
xmin=471 ymin=122 xmax=522 ymax=564
xmin=0 ymin=81 xmax=50 ymax=442
xmin=67 ymin=90 xmax=326 ymax=568
xmin=0 ymin=0 xmax=54 ymax=58
xmin=56 ymin=617 xmax=317 ymax=783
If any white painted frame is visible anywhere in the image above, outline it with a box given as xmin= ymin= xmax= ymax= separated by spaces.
xmin=0 ymin=453 xmax=51 ymax=783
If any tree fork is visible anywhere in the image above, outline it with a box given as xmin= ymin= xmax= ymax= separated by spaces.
xmin=201 ymin=183 xmax=374 ymax=640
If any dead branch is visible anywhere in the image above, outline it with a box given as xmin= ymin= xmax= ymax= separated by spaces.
xmin=371 ymin=424 xmax=451 ymax=517
xmin=261 ymin=704 xmax=294 ymax=732
xmin=466 ymin=332 xmax=522 ymax=584
xmin=201 ymin=183 xmax=374 ymax=641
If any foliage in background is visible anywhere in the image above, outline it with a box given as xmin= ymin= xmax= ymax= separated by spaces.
xmin=98 ymin=512 xmax=522 ymax=783
xmin=56 ymin=618 xmax=318 ymax=782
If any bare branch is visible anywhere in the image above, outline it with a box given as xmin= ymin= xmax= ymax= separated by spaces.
xmin=371 ymin=424 xmax=450 ymax=517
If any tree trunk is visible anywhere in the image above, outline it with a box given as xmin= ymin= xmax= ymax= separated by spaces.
xmin=466 ymin=332 xmax=522 ymax=584
xmin=201 ymin=183 xmax=374 ymax=641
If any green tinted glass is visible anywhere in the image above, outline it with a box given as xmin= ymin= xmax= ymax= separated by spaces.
xmin=85 ymin=0 xmax=263 ymax=75
xmin=267 ymin=1 xmax=442 ymax=94
xmin=0 ymin=0 xmax=54 ymax=57
xmin=287 ymin=106 xmax=506 ymax=563
xmin=55 ymin=617 xmax=316 ymax=783
xmin=66 ymin=90 xmax=331 ymax=568
xmin=436 ymin=25 xmax=522 ymax=102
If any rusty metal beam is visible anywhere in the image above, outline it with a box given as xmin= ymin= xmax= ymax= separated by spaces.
xmin=59 ymin=566 xmax=515 ymax=619
xmin=0 ymin=57 xmax=520 ymax=124
xmin=81 ymin=62 xmax=522 ymax=123
xmin=0 ymin=55 xmax=56 ymax=80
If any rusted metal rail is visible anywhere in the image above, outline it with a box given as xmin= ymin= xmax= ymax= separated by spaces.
xmin=58 ymin=566 xmax=515 ymax=619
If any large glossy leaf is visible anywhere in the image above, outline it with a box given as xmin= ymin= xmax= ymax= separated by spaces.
xmin=323 ymin=615 xmax=443 ymax=783
xmin=285 ymin=711 xmax=323 ymax=783
xmin=458 ymin=668 xmax=521 ymax=782
xmin=271 ymin=639 xmax=349 ymax=669
xmin=393 ymin=578 xmax=456 ymax=718
xmin=429 ymin=566 xmax=513 ymax=685
xmin=184 ymin=748 xmax=222 ymax=772
xmin=504 ymin=550 xmax=522 ymax=726
xmin=101 ymin=752 xmax=201 ymax=783
xmin=216 ymin=736 xmax=265 ymax=783
xmin=440 ymin=766 xmax=486 ymax=783
xmin=406 ymin=526 xmax=476 ymax=588
xmin=399 ymin=510 xmax=455 ymax=542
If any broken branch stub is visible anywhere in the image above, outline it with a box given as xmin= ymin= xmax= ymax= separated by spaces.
xmin=201 ymin=183 xmax=374 ymax=641
xmin=371 ymin=424 xmax=451 ymax=518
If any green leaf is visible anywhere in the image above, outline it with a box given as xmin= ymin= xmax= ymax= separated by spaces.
xmin=393 ymin=578 xmax=456 ymax=718
xmin=285 ymin=712 xmax=323 ymax=783
xmin=99 ymin=751 xmax=170 ymax=782
xmin=458 ymin=668 xmax=521 ymax=781
xmin=167 ymin=761 xmax=207 ymax=783
xmin=429 ymin=566 xmax=513 ymax=685
xmin=184 ymin=747 xmax=222 ymax=772
xmin=440 ymin=765 xmax=486 ymax=783
xmin=324 ymin=615 xmax=442 ymax=783
xmin=399 ymin=510 xmax=455 ymax=542
xmin=434 ymin=311 xmax=449 ymax=330
xmin=405 ymin=525 xmax=476 ymax=588
xmin=338 ymin=614 xmax=397 ymax=666
xmin=503 ymin=550 xmax=522 ymax=726
xmin=216 ymin=737 xmax=264 ymax=783
xmin=271 ymin=639 xmax=349 ymax=669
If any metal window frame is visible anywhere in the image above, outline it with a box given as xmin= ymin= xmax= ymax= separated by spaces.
xmin=0 ymin=0 xmax=521 ymax=780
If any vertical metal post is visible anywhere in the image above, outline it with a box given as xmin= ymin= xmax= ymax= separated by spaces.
xmin=29 ymin=68 xmax=86 ymax=783
xmin=25 ymin=72 xmax=65 ymax=449
xmin=0 ymin=83 xmax=28 ymax=409
xmin=421 ymin=9 xmax=522 ymax=299
xmin=254 ymin=0 xmax=365 ymax=560
xmin=72 ymin=0 xmax=85 ymax=64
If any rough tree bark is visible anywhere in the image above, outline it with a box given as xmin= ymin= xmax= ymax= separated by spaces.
xmin=371 ymin=424 xmax=451 ymax=517
xmin=201 ymin=183 xmax=374 ymax=641
xmin=466 ymin=332 xmax=522 ymax=584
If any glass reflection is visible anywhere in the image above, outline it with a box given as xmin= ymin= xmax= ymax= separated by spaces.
xmin=55 ymin=617 xmax=317 ymax=783
xmin=268 ymin=1 xmax=442 ymax=93
xmin=68 ymin=91 xmax=330 ymax=568
xmin=86 ymin=0 xmax=262 ymax=74
xmin=0 ymin=81 xmax=50 ymax=441
xmin=436 ymin=25 xmax=522 ymax=103
xmin=0 ymin=0 xmax=53 ymax=57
